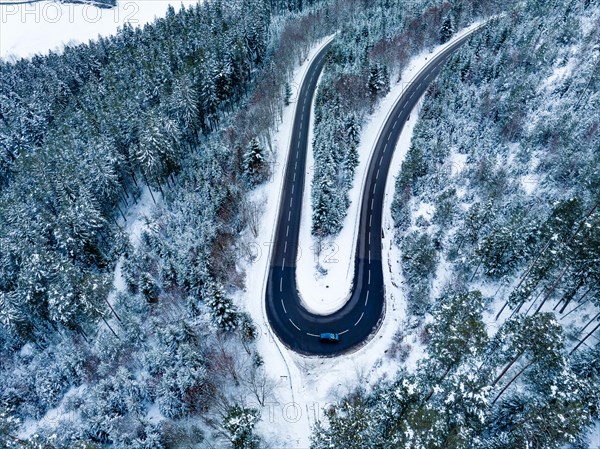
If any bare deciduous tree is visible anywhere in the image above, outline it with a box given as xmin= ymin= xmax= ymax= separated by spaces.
xmin=242 ymin=197 xmax=265 ymax=238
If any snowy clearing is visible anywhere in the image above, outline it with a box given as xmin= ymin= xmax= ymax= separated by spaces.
xmin=0 ymin=0 xmax=198 ymax=60
xmin=107 ymin=186 xmax=158 ymax=304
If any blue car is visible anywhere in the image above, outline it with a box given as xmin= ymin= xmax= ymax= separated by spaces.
xmin=319 ymin=333 xmax=340 ymax=342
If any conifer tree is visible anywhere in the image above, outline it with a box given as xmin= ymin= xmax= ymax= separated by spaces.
xmin=243 ymin=138 xmax=267 ymax=186
xmin=203 ymin=281 xmax=238 ymax=331
xmin=440 ymin=16 xmax=454 ymax=43
xmin=223 ymin=405 xmax=260 ymax=449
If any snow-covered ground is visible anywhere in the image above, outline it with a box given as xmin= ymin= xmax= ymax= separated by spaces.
xmin=236 ymin=24 xmax=487 ymax=447
xmin=295 ymin=20 xmax=486 ymax=315
xmin=108 ymin=185 xmax=158 ymax=304
xmin=0 ymin=0 xmax=198 ymax=60
xmin=589 ymin=422 xmax=600 ymax=449
xmin=19 ymin=386 xmax=86 ymax=440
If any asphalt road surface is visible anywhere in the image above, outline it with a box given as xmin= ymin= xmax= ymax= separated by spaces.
xmin=266 ymin=31 xmax=479 ymax=355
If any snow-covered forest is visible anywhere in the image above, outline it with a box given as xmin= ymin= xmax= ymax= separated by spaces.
xmin=0 ymin=0 xmax=598 ymax=447
xmin=309 ymin=0 xmax=502 ymax=236
xmin=0 ymin=0 xmax=328 ymax=446
xmin=311 ymin=0 xmax=600 ymax=447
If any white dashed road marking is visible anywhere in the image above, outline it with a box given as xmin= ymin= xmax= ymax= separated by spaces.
xmin=355 ymin=312 xmax=364 ymax=326
xmin=289 ymin=318 xmax=301 ymax=331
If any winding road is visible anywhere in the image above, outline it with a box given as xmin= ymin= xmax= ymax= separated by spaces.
xmin=266 ymin=30 xmax=481 ymax=355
